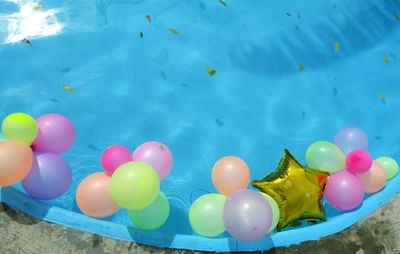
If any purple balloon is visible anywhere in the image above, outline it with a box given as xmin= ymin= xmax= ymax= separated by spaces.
xmin=132 ymin=141 xmax=173 ymax=180
xmin=33 ymin=114 xmax=76 ymax=154
xmin=325 ymin=170 xmax=364 ymax=211
xmin=223 ymin=189 xmax=272 ymax=242
xmin=22 ymin=152 xmax=72 ymax=200
xmin=333 ymin=127 xmax=368 ymax=156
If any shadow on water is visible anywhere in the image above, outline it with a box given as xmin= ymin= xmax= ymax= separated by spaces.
xmin=229 ymin=1 xmax=400 ymax=78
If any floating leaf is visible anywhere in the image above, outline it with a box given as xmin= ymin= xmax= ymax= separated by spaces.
xmin=334 ymin=41 xmax=340 ymax=53
xmin=379 ymin=93 xmax=385 ymax=100
xmin=207 ymin=66 xmax=217 ymax=76
xmin=146 ymin=15 xmax=151 ymax=23
xmin=384 ymin=55 xmax=389 ymax=64
xmin=299 ymin=64 xmax=305 ymax=72
xmin=286 ymin=12 xmax=292 ymax=16
xmin=63 ymin=85 xmax=74 ymax=93
xmin=169 ymin=28 xmax=180 ymax=35
xmin=219 ymin=0 xmax=228 ymax=7
xmin=34 ymin=5 xmax=43 ymax=11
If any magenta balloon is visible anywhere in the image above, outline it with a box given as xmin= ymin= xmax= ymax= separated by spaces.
xmin=346 ymin=150 xmax=372 ymax=174
xmin=132 ymin=142 xmax=173 ymax=180
xmin=101 ymin=145 xmax=132 ymax=175
xmin=21 ymin=152 xmax=72 ymax=200
xmin=325 ymin=170 xmax=364 ymax=211
xmin=333 ymin=127 xmax=368 ymax=156
xmin=223 ymin=190 xmax=272 ymax=242
xmin=32 ymin=114 xmax=76 ymax=154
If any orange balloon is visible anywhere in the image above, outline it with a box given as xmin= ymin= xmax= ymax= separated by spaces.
xmin=212 ymin=156 xmax=250 ymax=196
xmin=357 ymin=161 xmax=387 ymax=193
xmin=0 ymin=141 xmax=33 ymax=186
xmin=76 ymin=172 xmax=119 ymax=218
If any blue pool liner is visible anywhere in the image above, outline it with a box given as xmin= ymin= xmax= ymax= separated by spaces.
xmin=1 ymin=173 xmax=399 ymax=252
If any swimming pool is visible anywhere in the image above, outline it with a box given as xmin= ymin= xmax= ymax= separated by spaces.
xmin=1 ymin=0 xmax=400 ymax=252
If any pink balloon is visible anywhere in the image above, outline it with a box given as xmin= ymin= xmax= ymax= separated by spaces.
xmin=101 ymin=145 xmax=132 ymax=175
xmin=357 ymin=161 xmax=387 ymax=193
xmin=32 ymin=114 xmax=75 ymax=154
xmin=132 ymin=142 xmax=173 ymax=180
xmin=325 ymin=170 xmax=364 ymax=211
xmin=346 ymin=150 xmax=372 ymax=174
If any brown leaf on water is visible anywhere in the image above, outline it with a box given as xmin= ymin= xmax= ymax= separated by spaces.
xmin=394 ymin=13 xmax=400 ymax=20
xmin=169 ymin=28 xmax=180 ymax=35
xmin=334 ymin=41 xmax=340 ymax=53
xmin=63 ymin=85 xmax=74 ymax=93
xmin=384 ymin=55 xmax=389 ymax=64
xmin=299 ymin=64 xmax=305 ymax=72
xmin=379 ymin=93 xmax=386 ymax=100
xmin=146 ymin=15 xmax=151 ymax=23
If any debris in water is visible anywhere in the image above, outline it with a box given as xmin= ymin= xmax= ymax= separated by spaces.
xmin=169 ymin=28 xmax=180 ymax=35
xmin=384 ymin=55 xmax=389 ymax=64
xmin=207 ymin=66 xmax=217 ymax=76
xmin=294 ymin=25 xmax=299 ymax=31
xmin=139 ymin=32 xmax=143 ymax=38
xmin=286 ymin=12 xmax=292 ymax=16
xmin=299 ymin=64 xmax=305 ymax=72
xmin=219 ymin=0 xmax=228 ymax=7
xmin=22 ymin=38 xmax=31 ymax=45
xmin=394 ymin=14 xmax=400 ymax=20
xmin=334 ymin=41 xmax=340 ymax=53
xmin=63 ymin=85 xmax=74 ymax=93
xmin=34 ymin=5 xmax=44 ymax=11
xmin=146 ymin=15 xmax=151 ymax=23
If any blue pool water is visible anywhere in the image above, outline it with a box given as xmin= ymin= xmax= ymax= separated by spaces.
xmin=1 ymin=0 xmax=400 ymax=251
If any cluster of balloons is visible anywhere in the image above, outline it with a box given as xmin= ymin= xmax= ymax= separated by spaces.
xmin=0 ymin=113 xmax=75 ymax=200
xmin=306 ymin=127 xmax=398 ymax=211
xmin=76 ymin=142 xmax=172 ymax=231
xmin=189 ymin=156 xmax=280 ymax=242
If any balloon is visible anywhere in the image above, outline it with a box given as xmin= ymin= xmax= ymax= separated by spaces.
xmin=0 ymin=132 xmax=6 ymax=142
xmin=212 ymin=156 xmax=250 ymax=196
xmin=334 ymin=127 xmax=368 ymax=156
xmin=76 ymin=172 xmax=119 ymax=218
xmin=346 ymin=150 xmax=372 ymax=174
xmin=132 ymin=141 xmax=173 ymax=180
xmin=306 ymin=141 xmax=346 ymax=173
xmin=357 ymin=161 xmax=387 ymax=193
xmin=376 ymin=157 xmax=399 ymax=180
xmin=259 ymin=192 xmax=280 ymax=234
xmin=32 ymin=114 xmax=76 ymax=154
xmin=22 ymin=152 xmax=72 ymax=200
xmin=223 ymin=190 xmax=272 ymax=242
xmin=2 ymin=113 xmax=38 ymax=145
xmin=110 ymin=161 xmax=160 ymax=209
xmin=0 ymin=141 xmax=33 ymax=186
xmin=101 ymin=145 xmax=132 ymax=175
xmin=189 ymin=194 xmax=226 ymax=237
xmin=253 ymin=150 xmax=329 ymax=231
xmin=325 ymin=170 xmax=364 ymax=211
xmin=128 ymin=191 xmax=170 ymax=230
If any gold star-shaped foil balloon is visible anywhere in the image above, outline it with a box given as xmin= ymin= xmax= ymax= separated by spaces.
xmin=252 ymin=149 xmax=329 ymax=231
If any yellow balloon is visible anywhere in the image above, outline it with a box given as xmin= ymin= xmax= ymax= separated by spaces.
xmin=2 ymin=113 xmax=38 ymax=145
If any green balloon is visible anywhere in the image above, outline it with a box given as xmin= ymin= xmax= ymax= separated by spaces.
xmin=2 ymin=113 xmax=38 ymax=145
xmin=110 ymin=161 xmax=160 ymax=210
xmin=306 ymin=141 xmax=345 ymax=173
xmin=128 ymin=191 xmax=170 ymax=230
xmin=376 ymin=157 xmax=399 ymax=180
xmin=260 ymin=192 xmax=280 ymax=234
xmin=189 ymin=194 xmax=226 ymax=237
